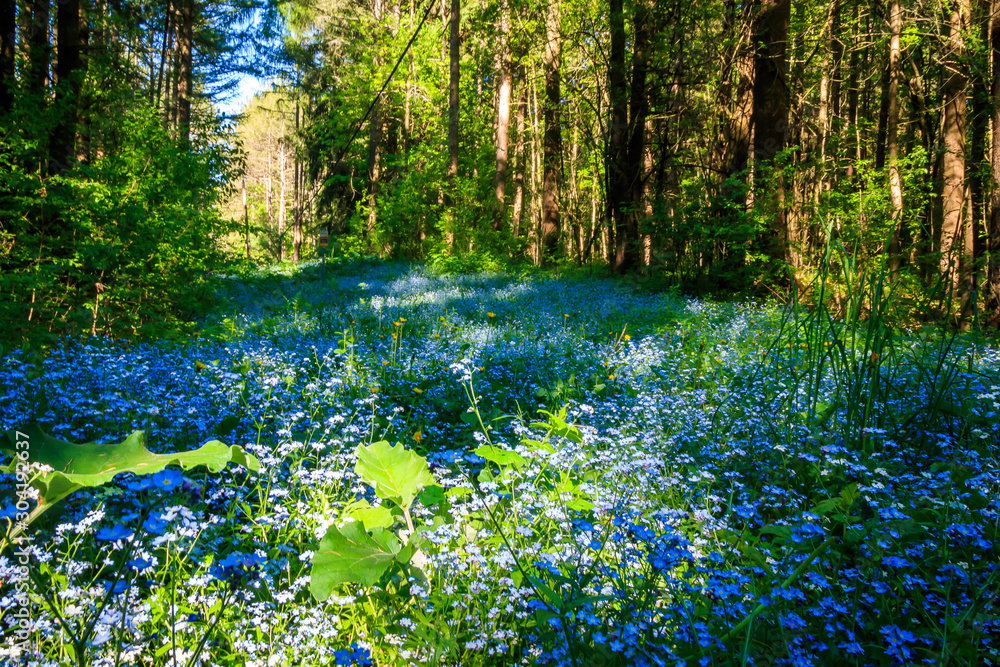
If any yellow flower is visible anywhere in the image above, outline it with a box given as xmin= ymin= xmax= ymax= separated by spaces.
xmin=399 ymin=317 xmax=407 ymax=323
xmin=413 ymin=387 xmax=423 ymax=394
xmin=195 ymin=361 xmax=208 ymax=370
xmin=487 ymin=312 xmax=496 ymax=319
xmin=382 ymin=360 xmax=389 ymax=366
xmin=623 ymin=334 xmax=631 ymax=341
xmin=412 ymin=429 xmax=424 ymax=444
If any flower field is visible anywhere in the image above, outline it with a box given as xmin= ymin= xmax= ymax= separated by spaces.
xmin=2 ymin=260 xmax=999 ymax=667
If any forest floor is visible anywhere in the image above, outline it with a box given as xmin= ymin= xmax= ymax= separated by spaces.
xmin=2 ymin=259 xmax=999 ymax=667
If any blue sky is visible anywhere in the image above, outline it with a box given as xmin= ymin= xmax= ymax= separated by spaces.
xmin=217 ymin=74 xmax=268 ymax=116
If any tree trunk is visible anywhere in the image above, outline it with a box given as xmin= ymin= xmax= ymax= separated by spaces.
xmin=624 ymin=0 xmax=651 ymax=271
xmin=608 ymin=0 xmax=628 ymax=271
xmin=29 ymin=0 xmax=49 ymax=99
xmin=154 ymin=4 xmax=173 ymax=114
xmin=243 ymin=174 xmax=250 ymax=260
xmin=0 ymin=0 xmax=15 ymax=114
xmin=493 ymin=0 xmax=512 ymax=230
xmin=367 ymin=0 xmax=383 ymax=248
xmin=886 ymin=0 xmax=904 ymax=271
xmin=294 ymin=83 xmax=302 ymax=263
xmin=988 ymin=0 xmax=1000 ymax=324
xmin=51 ymin=0 xmax=83 ymax=174
xmin=404 ymin=0 xmax=413 ymax=165
xmin=279 ymin=123 xmax=286 ymax=262
xmin=964 ymin=0 xmax=989 ymax=323
xmin=175 ymin=0 xmax=193 ymax=144
xmin=267 ymin=148 xmax=273 ymax=245
xmin=752 ymin=0 xmax=791 ymax=264
xmin=446 ymin=0 xmax=459 ymax=247
xmin=511 ymin=75 xmax=527 ymax=241
xmin=941 ymin=0 xmax=969 ymax=297
xmin=817 ymin=0 xmax=838 ymax=171
xmin=540 ymin=0 xmax=561 ymax=262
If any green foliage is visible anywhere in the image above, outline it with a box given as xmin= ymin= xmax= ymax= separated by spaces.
xmin=0 ymin=424 xmax=261 ymax=543
xmin=0 ymin=65 xmax=237 ymax=348
xmin=310 ymin=440 xmax=438 ymax=601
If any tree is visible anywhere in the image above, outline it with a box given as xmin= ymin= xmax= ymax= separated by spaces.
xmin=175 ymin=0 xmax=195 ymax=144
xmin=940 ymin=0 xmax=969 ymax=297
xmin=0 ymin=0 xmax=14 ymax=115
xmin=886 ymin=0 xmax=904 ymax=271
xmin=447 ymin=0 xmax=460 ymax=243
xmin=540 ymin=0 xmax=561 ymax=261
xmin=51 ymin=0 xmax=85 ymax=173
xmin=607 ymin=0 xmax=628 ymax=271
xmin=988 ymin=0 xmax=1000 ymax=323
xmin=752 ymin=0 xmax=791 ymax=265
xmin=626 ymin=0 xmax=653 ymax=269
xmin=493 ymin=0 xmax=512 ymax=230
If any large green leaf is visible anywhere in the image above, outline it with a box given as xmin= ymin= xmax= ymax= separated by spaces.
xmin=354 ymin=440 xmax=434 ymax=510
xmin=342 ymin=500 xmax=395 ymax=530
xmin=310 ymin=521 xmax=400 ymax=601
xmin=1 ymin=424 xmax=261 ymax=509
xmin=475 ymin=444 xmax=526 ymax=469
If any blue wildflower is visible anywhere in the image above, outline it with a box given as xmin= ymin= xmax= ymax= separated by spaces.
xmin=881 ymin=624 xmax=917 ymax=661
xmin=96 ymin=523 xmax=133 ymax=541
xmin=151 ymin=468 xmax=184 ymax=491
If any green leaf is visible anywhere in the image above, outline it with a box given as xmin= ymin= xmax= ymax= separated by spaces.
xmin=342 ymin=500 xmax=395 ymax=530
xmin=418 ymin=485 xmax=446 ymax=507
xmin=354 ymin=440 xmax=435 ymax=510
xmin=521 ymin=438 xmax=555 ymax=454
xmin=310 ymin=521 xmax=400 ymax=601
xmin=0 ymin=425 xmax=261 ymax=511
xmin=475 ymin=444 xmax=526 ymax=469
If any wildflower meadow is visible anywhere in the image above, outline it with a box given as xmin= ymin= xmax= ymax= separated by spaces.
xmin=2 ymin=260 xmax=999 ymax=667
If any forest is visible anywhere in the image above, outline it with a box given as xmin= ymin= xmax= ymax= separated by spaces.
xmin=2 ymin=0 xmax=1000 ymax=340
xmin=1 ymin=0 xmax=1000 ymax=666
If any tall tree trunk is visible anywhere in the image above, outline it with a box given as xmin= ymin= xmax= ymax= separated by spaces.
xmin=511 ymin=75 xmax=527 ymax=241
xmin=886 ymin=0 xmax=905 ymax=271
xmin=988 ymin=0 xmax=1000 ymax=323
xmin=941 ymin=0 xmax=969 ymax=298
xmin=267 ymin=147 xmax=273 ymax=243
xmin=752 ymin=0 xmax=791 ymax=265
xmin=51 ymin=0 xmax=83 ymax=174
xmin=279 ymin=123 xmax=286 ymax=263
xmin=367 ymin=0 xmax=383 ymax=248
xmin=608 ymin=0 xmax=628 ymax=271
xmin=493 ymin=0 xmax=512 ymax=230
xmin=845 ymin=4 xmax=860 ymax=179
xmin=446 ymin=0 xmax=459 ymax=248
xmin=294 ymin=81 xmax=302 ymax=263
xmin=243 ymin=174 xmax=250 ymax=260
xmin=404 ymin=0 xmax=413 ymax=164
xmin=175 ymin=0 xmax=193 ymax=144
xmin=0 ymin=0 xmax=15 ymax=114
xmin=29 ymin=0 xmax=48 ymax=99
xmin=540 ymin=0 xmax=561 ymax=262
xmin=817 ymin=0 xmax=838 ymax=171
xmin=625 ymin=0 xmax=651 ymax=270
xmin=965 ymin=0 xmax=989 ymax=322
xmin=154 ymin=4 xmax=173 ymax=113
